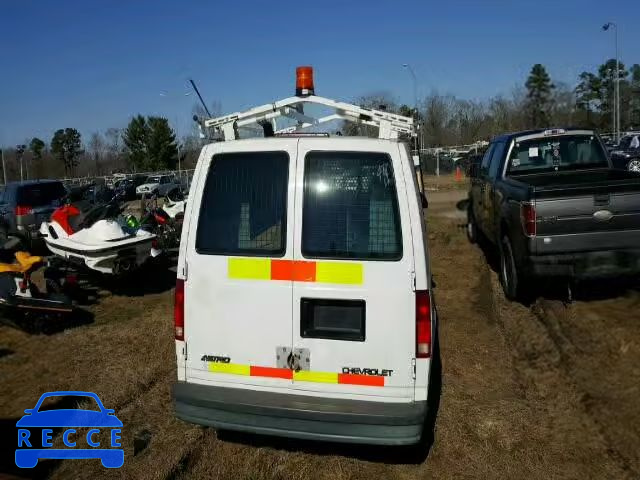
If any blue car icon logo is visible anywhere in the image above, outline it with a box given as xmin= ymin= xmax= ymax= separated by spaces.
xmin=15 ymin=391 xmax=124 ymax=469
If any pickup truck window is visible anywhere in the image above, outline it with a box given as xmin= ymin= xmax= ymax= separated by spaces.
xmin=507 ymin=135 xmax=608 ymax=175
xmin=480 ymin=144 xmax=495 ymax=177
xmin=488 ymin=142 xmax=506 ymax=179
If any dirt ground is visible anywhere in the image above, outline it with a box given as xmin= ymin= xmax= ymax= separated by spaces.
xmin=1 ymin=181 xmax=639 ymax=479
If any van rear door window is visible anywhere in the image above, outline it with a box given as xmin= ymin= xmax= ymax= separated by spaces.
xmin=302 ymin=151 xmax=402 ymax=260
xmin=196 ymin=151 xmax=289 ymax=256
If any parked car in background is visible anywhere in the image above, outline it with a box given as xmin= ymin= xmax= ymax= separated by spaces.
xmin=114 ymin=176 xmax=146 ymax=201
xmin=0 ymin=180 xmax=67 ymax=246
xmin=467 ymin=128 xmax=640 ymax=300
xmin=136 ymin=175 xmax=180 ymax=197
xmin=610 ymin=133 xmax=640 ymax=172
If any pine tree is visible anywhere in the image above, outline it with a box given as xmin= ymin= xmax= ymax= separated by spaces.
xmin=123 ymin=115 xmax=177 ymax=171
xmin=525 ymin=64 xmax=555 ymax=128
xmin=50 ymin=128 xmax=82 ymax=177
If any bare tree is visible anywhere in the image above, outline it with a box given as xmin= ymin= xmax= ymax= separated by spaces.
xmin=88 ymin=132 xmax=106 ymax=175
xmin=421 ymin=93 xmax=456 ymax=147
xmin=104 ymin=127 xmax=124 ymax=173
xmin=341 ymin=92 xmax=399 ymax=137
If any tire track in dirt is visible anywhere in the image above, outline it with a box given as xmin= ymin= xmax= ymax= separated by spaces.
xmin=484 ymin=263 xmax=636 ymax=479
xmin=531 ymin=299 xmax=640 ymax=476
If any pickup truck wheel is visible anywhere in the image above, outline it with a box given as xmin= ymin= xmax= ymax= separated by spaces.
xmin=627 ymin=159 xmax=640 ymax=173
xmin=466 ymin=207 xmax=478 ymax=244
xmin=500 ymin=235 xmax=522 ymax=301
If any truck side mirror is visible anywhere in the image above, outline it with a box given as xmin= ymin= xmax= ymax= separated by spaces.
xmin=421 ymin=192 xmax=428 ymax=209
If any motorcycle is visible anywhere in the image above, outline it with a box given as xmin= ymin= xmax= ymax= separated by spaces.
xmin=139 ymin=196 xmax=182 ymax=250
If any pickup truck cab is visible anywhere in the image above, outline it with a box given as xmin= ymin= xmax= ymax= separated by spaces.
xmin=467 ymin=128 xmax=640 ymax=300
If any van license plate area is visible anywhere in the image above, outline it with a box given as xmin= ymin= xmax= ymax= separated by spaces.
xmin=275 ymin=347 xmax=310 ymax=371
xmin=276 ymin=347 xmax=291 ymax=369
xmin=294 ymin=348 xmax=310 ymax=371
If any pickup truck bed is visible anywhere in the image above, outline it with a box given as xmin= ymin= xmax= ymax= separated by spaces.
xmin=509 ymin=169 xmax=640 ymax=277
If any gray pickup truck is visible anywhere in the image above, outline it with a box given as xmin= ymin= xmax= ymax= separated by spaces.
xmin=467 ymin=128 xmax=640 ymax=300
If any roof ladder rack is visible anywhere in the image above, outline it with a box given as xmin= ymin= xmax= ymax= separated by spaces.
xmin=203 ymin=95 xmax=416 ymax=141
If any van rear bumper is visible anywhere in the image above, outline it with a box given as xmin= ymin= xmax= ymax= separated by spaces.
xmin=173 ymin=381 xmax=426 ymax=445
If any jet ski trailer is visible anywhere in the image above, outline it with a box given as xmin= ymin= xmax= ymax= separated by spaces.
xmin=40 ymin=204 xmax=160 ymax=276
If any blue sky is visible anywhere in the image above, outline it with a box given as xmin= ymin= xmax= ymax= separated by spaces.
xmin=1 ymin=0 xmax=638 ymax=146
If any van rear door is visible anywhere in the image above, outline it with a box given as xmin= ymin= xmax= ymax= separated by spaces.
xmin=184 ymin=140 xmax=297 ymax=391
xmin=290 ymin=139 xmax=415 ymax=400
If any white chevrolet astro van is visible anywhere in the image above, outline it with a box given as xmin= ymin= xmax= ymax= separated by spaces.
xmin=172 ymin=135 xmax=439 ymax=445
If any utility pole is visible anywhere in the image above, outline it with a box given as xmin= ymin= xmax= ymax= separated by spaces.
xmin=16 ymin=144 xmax=26 ymax=182
xmin=603 ymin=22 xmax=620 ymax=142
xmin=1 ymin=149 xmax=6 ymax=185
xmin=607 ymin=69 xmax=615 ymax=136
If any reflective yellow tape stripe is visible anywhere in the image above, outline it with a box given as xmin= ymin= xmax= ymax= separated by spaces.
xmin=293 ymin=370 xmax=338 ymax=384
xmin=315 ymin=262 xmax=363 ymax=285
xmin=208 ymin=363 xmax=250 ymax=376
xmin=228 ymin=258 xmax=271 ymax=280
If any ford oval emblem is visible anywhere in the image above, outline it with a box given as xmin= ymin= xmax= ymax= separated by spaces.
xmin=593 ymin=209 xmax=614 ymax=222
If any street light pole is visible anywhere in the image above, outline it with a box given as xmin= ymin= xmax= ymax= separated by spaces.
xmin=603 ymin=22 xmax=620 ymax=142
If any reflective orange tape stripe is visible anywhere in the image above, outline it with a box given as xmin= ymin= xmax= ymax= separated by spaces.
xmin=249 ymin=365 xmax=293 ymax=380
xmin=205 ymin=361 xmax=384 ymax=386
xmin=228 ymin=258 xmax=363 ymax=285
xmin=338 ymin=373 xmax=385 ymax=387
xmin=271 ymin=260 xmax=316 ymax=282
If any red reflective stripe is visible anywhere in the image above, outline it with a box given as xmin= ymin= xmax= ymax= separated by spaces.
xmin=250 ymin=366 xmax=293 ymax=379
xmin=338 ymin=373 xmax=385 ymax=387
xmin=270 ymin=260 xmax=316 ymax=282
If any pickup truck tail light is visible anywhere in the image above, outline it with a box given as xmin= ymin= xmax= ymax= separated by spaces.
xmin=520 ymin=202 xmax=536 ymax=237
xmin=416 ymin=290 xmax=431 ymax=358
xmin=174 ymin=279 xmax=185 ymax=341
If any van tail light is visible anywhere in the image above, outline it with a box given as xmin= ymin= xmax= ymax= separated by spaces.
xmin=520 ymin=202 xmax=536 ymax=237
xmin=15 ymin=205 xmax=33 ymax=216
xmin=174 ymin=279 xmax=185 ymax=341
xmin=416 ymin=290 xmax=431 ymax=358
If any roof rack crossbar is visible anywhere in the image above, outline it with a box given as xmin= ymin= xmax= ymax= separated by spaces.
xmin=204 ymin=95 xmax=415 ymax=141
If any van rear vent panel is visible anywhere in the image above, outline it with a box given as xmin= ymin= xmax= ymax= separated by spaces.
xmin=300 ymin=298 xmax=365 ymax=342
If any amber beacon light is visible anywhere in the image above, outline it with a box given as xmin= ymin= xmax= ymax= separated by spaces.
xmin=295 ymin=66 xmax=315 ymax=97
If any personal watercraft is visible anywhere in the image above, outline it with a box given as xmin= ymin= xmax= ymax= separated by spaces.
xmin=0 ymin=238 xmax=73 ymax=321
xmin=40 ymin=197 xmax=160 ymax=276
